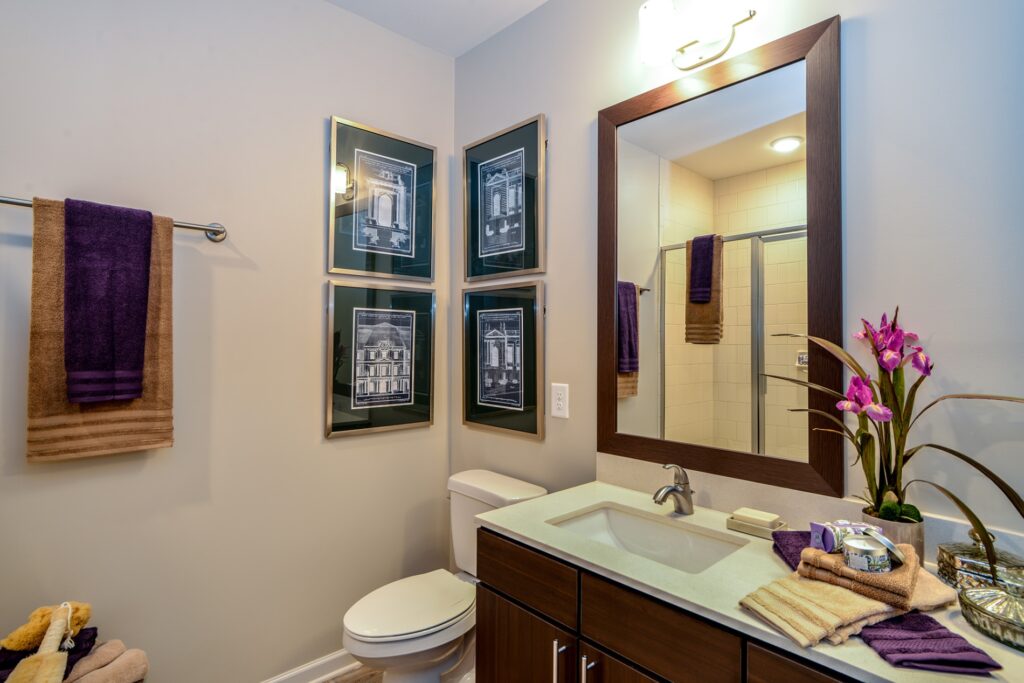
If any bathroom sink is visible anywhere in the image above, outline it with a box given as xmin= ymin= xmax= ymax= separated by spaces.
xmin=548 ymin=502 xmax=748 ymax=574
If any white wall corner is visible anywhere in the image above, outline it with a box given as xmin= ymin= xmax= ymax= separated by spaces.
xmin=260 ymin=649 xmax=358 ymax=683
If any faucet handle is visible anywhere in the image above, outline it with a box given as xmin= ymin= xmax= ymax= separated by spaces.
xmin=663 ymin=463 xmax=689 ymax=486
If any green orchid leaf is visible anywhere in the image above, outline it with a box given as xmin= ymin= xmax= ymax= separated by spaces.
xmin=910 ymin=394 xmax=1024 ymax=430
xmin=904 ymin=443 xmax=1024 ymax=520
xmin=788 ymin=408 xmax=856 ymax=441
xmin=905 ymin=480 xmax=999 ymax=582
xmin=763 ymin=373 xmax=846 ymax=401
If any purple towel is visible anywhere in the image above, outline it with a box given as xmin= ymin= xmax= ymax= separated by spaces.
xmin=0 ymin=627 xmax=97 ymax=682
xmin=859 ymin=613 xmax=1002 ymax=676
xmin=772 ymin=530 xmax=811 ymax=570
xmin=64 ymin=199 xmax=153 ymax=403
xmin=617 ymin=281 xmax=639 ymax=373
xmin=688 ymin=234 xmax=715 ymax=303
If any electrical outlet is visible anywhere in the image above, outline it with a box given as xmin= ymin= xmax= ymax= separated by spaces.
xmin=551 ymin=383 xmax=569 ymax=419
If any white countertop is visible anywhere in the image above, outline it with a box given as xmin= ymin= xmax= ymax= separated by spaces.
xmin=476 ymin=481 xmax=1023 ymax=683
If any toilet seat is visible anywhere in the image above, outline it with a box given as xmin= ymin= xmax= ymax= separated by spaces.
xmin=343 ymin=569 xmax=476 ymax=643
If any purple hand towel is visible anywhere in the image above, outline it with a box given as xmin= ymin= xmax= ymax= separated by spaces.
xmin=688 ymin=234 xmax=715 ymax=303
xmin=0 ymin=627 xmax=97 ymax=682
xmin=859 ymin=613 xmax=1002 ymax=676
xmin=64 ymin=199 xmax=153 ymax=403
xmin=772 ymin=530 xmax=811 ymax=570
xmin=617 ymin=281 xmax=639 ymax=373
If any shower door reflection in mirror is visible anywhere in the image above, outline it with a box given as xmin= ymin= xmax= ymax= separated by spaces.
xmin=615 ymin=61 xmax=809 ymax=462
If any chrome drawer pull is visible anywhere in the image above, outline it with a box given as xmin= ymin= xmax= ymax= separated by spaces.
xmin=551 ymin=639 xmax=568 ymax=682
xmin=580 ymin=654 xmax=597 ymax=681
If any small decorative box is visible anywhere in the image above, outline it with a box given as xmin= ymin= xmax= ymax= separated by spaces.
xmin=937 ymin=529 xmax=1024 ymax=590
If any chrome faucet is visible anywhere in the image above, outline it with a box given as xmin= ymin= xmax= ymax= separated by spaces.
xmin=653 ymin=464 xmax=694 ymax=515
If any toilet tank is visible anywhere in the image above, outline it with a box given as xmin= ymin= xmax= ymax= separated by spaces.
xmin=448 ymin=470 xmax=547 ymax=576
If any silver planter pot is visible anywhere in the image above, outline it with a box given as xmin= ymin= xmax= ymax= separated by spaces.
xmin=862 ymin=508 xmax=925 ymax=561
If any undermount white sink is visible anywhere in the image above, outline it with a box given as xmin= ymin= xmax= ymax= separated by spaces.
xmin=547 ymin=502 xmax=748 ymax=574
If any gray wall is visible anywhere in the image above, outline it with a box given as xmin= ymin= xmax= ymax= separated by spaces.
xmin=451 ymin=0 xmax=1024 ymax=530
xmin=0 ymin=1 xmax=454 ymax=680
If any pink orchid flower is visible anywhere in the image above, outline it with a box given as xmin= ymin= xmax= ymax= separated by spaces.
xmin=836 ymin=376 xmax=875 ymax=414
xmin=864 ymin=402 xmax=894 ymax=422
xmin=909 ymin=347 xmax=932 ymax=376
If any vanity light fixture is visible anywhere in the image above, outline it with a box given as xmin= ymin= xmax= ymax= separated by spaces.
xmin=770 ymin=136 xmax=804 ymax=153
xmin=639 ymin=2 xmax=756 ymax=70
xmin=333 ymin=163 xmax=354 ymax=200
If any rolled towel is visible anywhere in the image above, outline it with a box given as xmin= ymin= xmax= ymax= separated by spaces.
xmin=67 ymin=640 xmax=126 ymax=683
xmin=75 ymin=649 xmax=148 ymax=683
xmin=797 ymin=544 xmax=920 ymax=609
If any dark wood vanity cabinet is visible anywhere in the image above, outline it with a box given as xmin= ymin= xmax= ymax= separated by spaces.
xmin=476 ymin=528 xmax=849 ymax=683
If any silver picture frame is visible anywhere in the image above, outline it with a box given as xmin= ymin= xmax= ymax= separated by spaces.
xmin=461 ymin=281 xmax=545 ymax=440
xmin=325 ymin=281 xmax=436 ymax=438
xmin=329 ymin=116 xmax=437 ymax=282
xmin=463 ymin=114 xmax=547 ymax=282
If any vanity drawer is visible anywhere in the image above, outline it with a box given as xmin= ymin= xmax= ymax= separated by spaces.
xmin=581 ymin=574 xmax=742 ymax=683
xmin=477 ymin=528 xmax=578 ymax=629
xmin=747 ymin=644 xmax=844 ymax=683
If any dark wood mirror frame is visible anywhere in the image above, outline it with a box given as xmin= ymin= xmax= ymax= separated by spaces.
xmin=597 ymin=17 xmax=843 ymax=496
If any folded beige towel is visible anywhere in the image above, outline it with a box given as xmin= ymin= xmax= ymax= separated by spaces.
xmin=797 ymin=544 xmax=920 ymax=609
xmin=67 ymin=640 xmax=127 ymax=682
xmin=75 ymin=649 xmax=148 ymax=683
xmin=740 ymin=574 xmax=893 ymax=647
xmin=684 ymin=236 xmax=723 ymax=344
xmin=742 ymin=564 xmax=958 ymax=648
xmin=26 ymin=198 xmax=173 ymax=462
xmin=617 ymin=372 xmax=638 ymax=398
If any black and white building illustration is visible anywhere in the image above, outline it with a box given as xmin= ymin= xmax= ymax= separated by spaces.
xmin=477 ymin=309 xmax=524 ymax=410
xmin=353 ymin=149 xmax=416 ymax=257
xmin=352 ymin=308 xmax=415 ymax=408
xmin=477 ymin=148 xmax=525 ymax=257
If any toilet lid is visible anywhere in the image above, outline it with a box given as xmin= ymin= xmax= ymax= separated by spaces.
xmin=343 ymin=569 xmax=475 ymax=641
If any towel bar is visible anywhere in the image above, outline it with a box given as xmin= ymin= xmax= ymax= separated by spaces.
xmin=0 ymin=195 xmax=227 ymax=242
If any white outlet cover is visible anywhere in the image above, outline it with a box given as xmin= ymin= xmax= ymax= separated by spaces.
xmin=551 ymin=383 xmax=569 ymax=419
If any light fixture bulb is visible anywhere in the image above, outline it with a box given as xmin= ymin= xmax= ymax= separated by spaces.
xmin=333 ymin=163 xmax=350 ymax=194
xmin=638 ymin=0 xmax=679 ymax=66
xmin=770 ymin=136 xmax=804 ymax=153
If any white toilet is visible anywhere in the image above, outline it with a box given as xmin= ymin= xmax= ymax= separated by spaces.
xmin=343 ymin=470 xmax=547 ymax=683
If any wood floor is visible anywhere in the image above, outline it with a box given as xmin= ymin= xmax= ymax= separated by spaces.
xmin=323 ymin=666 xmax=382 ymax=683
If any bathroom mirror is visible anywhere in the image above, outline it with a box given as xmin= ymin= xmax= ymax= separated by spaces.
xmin=598 ymin=17 xmax=843 ymax=496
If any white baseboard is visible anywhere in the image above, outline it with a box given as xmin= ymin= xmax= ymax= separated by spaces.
xmin=261 ymin=649 xmax=359 ymax=683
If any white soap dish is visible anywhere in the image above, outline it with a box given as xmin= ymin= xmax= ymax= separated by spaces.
xmin=726 ymin=515 xmax=788 ymax=540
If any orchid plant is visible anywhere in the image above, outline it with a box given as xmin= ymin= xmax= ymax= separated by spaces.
xmin=769 ymin=310 xmax=1024 ymax=580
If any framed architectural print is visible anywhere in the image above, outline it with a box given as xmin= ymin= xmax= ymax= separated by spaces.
xmin=462 ymin=282 xmax=544 ymax=439
xmin=329 ymin=117 xmax=436 ymax=281
xmin=326 ymin=282 xmax=435 ymax=437
xmin=463 ymin=115 xmax=546 ymax=281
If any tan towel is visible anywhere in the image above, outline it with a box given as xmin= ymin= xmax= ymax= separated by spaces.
xmin=684 ymin=236 xmax=723 ymax=344
xmin=75 ymin=649 xmax=149 ymax=683
xmin=740 ymin=574 xmax=894 ymax=647
xmin=617 ymin=372 xmax=638 ymax=398
xmin=26 ymin=198 xmax=173 ymax=462
xmin=67 ymin=640 xmax=127 ymax=682
xmin=797 ymin=544 xmax=920 ymax=609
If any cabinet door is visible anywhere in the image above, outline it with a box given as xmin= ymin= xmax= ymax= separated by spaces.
xmin=747 ymin=644 xmax=843 ymax=683
xmin=581 ymin=574 xmax=742 ymax=683
xmin=477 ymin=585 xmax=578 ymax=683
xmin=578 ymin=642 xmax=656 ymax=683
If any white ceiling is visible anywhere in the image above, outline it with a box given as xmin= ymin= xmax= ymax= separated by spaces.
xmin=324 ymin=0 xmax=553 ymax=56
xmin=675 ymin=112 xmax=806 ymax=180
xmin=618 ymin=61 xmax=806 ymax=177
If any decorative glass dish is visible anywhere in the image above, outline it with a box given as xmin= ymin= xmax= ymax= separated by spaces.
xmin=937 ymin=529 xmax=1024 ymax=590
xmin=960 ymin=583 xmax=1024 ymax=652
